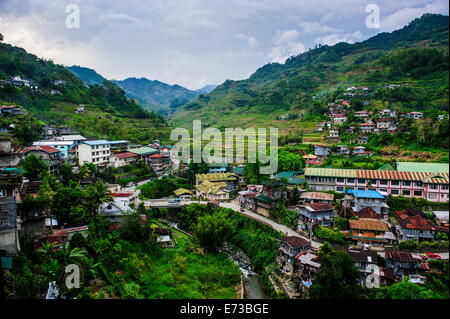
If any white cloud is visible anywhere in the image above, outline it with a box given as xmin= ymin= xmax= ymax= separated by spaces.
xmin=236 ymin=33 xmax=258 ymax=48
xmin=380 ymin=0 xmax=449 ymax=32
xmin=299 ymin=21 xmax=341 ymax=35
xmin=315 ymin=31 xmax=364 ymax=46
xmin=273 ymin=29 xmax=301 ymax=44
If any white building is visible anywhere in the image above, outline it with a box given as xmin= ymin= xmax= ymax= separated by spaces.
xmin=100 ymin=193 xmax=137 ymax=223
xmin=76 ymin=140 xmax=111 ymax=166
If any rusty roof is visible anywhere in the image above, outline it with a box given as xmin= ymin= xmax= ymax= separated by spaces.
xmin=278 ymin=236 xmax=310 ymax=249
xmin=356 ymin=207 xmax=381 ymax=219
xmin=299 ymin=203 xmax=335 ymax=211
xmin=349 ymin=218 xmax=388 ymax=231
xmin=304 ymin=168 xmax=449 ymax=183
xmin=300 ymin=192 xmax=334 ymax=201
xmin=395 ymin=210 xmax=436 ymax=231
xmin=385 ymin=251 xmax=422 ymax=262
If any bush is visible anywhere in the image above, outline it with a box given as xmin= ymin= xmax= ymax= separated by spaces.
xmin=314 ymin=225 xmax=346 ymax=244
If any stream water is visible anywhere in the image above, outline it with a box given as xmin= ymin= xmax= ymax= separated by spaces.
xmin=221 ymin=243 xmax=267 ymax=299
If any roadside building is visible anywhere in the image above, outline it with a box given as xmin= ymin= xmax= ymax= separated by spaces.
xmin=349 ymin=218 xmax=389 ymax=246
xmin=18 ymin=145 xmax=62 ymax=174
xmin=395 ymin=210 xmax=436 ymax=242
xmin=108 ymin=152 xmax=139 ymax=168
xmin=343 ymin=189 xmax=389 ymax=219
xmin=297 ymin=203 xmax=335 ymax=228
xmin=76 ymin=140 xmax=111 ymax=166
xmin=299 ymin=192 xmax=334 ymax=205
xmin=384 ymin=251 xmax=429 ymax=277
xmin=195 ymin=173 xmax=238 ymax=192
xmin=195 ymin=180 xmax=229 ymax=201
xmin=277 ymin=236 xmax=311 ymax=276
xmin=304 ymin=167 xmax=449 ymax=202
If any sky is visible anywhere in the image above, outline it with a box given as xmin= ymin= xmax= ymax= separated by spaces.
xmin=0 ymin=0 xmax=448 ymax=90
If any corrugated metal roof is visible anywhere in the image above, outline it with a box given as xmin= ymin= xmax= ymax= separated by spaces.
xmin=196 ymin=173 xmax=237 ymax=182
xmin=349 ymin=218 xmax=388 ymax=231
xmin=300 ymin=192 xmax=334 ymax=201
xmin=304 ymin=167 xmax=449 ymax=182
xmin=396 ymin=162 xmax=449 ymax=173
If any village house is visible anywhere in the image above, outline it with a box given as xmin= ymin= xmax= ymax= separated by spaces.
xmin=336 ymin=145 xmax=350 ymax=155
xmin=303 ymin=154 xmax=321 ymax=165
xmin=277 ymin=236 xmax=311 ymax=276
xmin=0 ymin=171 xmax=21 ymax=256
xmin=108 ymin=152 xmax=139 ymax=168
xmin=395 ymin=210 xmax=436 ymax=242
xmin=195 ymin=180 xmax=229 ymax=201
xmin=0 ymin=139 xmax=20 ymax=167
xmin=255 ymin=179 xmax=286 ymax=216
xmin=297 ymin=203 xmax=335 ymax=229
xmin=127 ymin=146 xmax=159 ymax=165
xmin=407 ymin=112 xmax=423 ymax=120
xmin=299 ymin=192 xmax=334 ymax=205
xmin=313 ymin=144 xmax=330 ymax=159
xmin=378 ymin=109 xmax=397 ymax=118
xmin=352 ymin=146 xmax=372 ymax=157
xmin=359 ymin=122 xmax=376 ymax=134
xmin=33 ymin=140 xmax=74 ymax=161
xmin=159 ymin=146 xmax=172 ymax=157
xmin=148 ymin=154 xmax=166 ymax=174
xmin=342 ymin=189 xmax=389 ymax=218
xmin=304 ymin=167 xmax=449 ymax=202
xmin=331 ymin=113 xmax=348 ymax=124
xmin=384 ymin=251 xmax=430 ymax=278
xmin=0 ymin=105 xmax=23 ymax=117
xmin=75 ymin=107 xmax=85 ymax=114
xmin=375 ymin=118 xmax=396 ymax=131
xmin=195 ymin=173 xmax=238 ymax=192
xmin=354 ymin=110 xmax=372 ymax=119
xmin=354 ymin=136 xmax=369 ymax=144
xmin=349 ymin=218 xmax=389 ymax=246
xmin=327 ymin=128 xmax=339 ymax=140
xmin=294 ymin=251 xmax=320 ymax=283
xmin=173 ymin=188 xmax=194 ymax=200
xmin=18 ymin=145 xmax=62 ymax=175
xmin=100 ymin=193 xmax=137 ymax=223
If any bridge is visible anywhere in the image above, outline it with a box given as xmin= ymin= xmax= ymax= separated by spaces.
xmin=144 ymin=199 xmax=208 ymax=209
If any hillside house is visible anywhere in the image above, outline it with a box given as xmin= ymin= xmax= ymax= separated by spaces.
xmin=327 ymin=128 xmax=339 ymax=140
xmin=195 ymin=180 xmax=229 ymax=201
xmin=336 ymin=145 xmax=350 ymax=155
xmin=100 ymin=193 xmax=136 ymax=223
xmin=332 ymin=113 xmax=348 ymax=124
xmin=0 ymin=105 xmax=23 ymax=117
xmin=195 ymin=173 xmax=238 ymax=192
xmin=359 ymin=123 xmax=376 ymax=134
xmin=343 ymin=189 xmax=388 ymax=218
xmin=303 ymin=154 xmax=321 ymax=165
xmin=395 ymin=210 xmax=436 ymax=242
xmin=384 ymin=251 xmax=429 ymax=277
xmin=313 ymin=145 xmax=330 ymax=158
xmin=255 ymin=179 xmax=286 ymax=216
xmin=299 ymin=192 xmax=334 ymax=205
xmin=277 ymin=236 xmax=311 ymax=276
xmin=297 ymin=203 xmax=335 ymax=228
xmin=18 ymin=146 xmax=62 ymax=174
xmin=355 ymin=111 xmax=372 ymax=119
xmin=349 ymin=218 xmax=389 ymax=246
xmin=108 ymin=152 xmax=138 ymax=168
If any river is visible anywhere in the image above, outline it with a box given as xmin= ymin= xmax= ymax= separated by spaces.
xmin=221 ymin=243 xmax=268 ymax=299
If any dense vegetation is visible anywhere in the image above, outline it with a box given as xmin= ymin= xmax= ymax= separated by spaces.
xmin=170 ymin=14 xmax=449 ymax=142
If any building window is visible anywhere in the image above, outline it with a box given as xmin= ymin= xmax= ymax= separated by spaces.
xmin=358 ymin=179 xmax=365 ymax=184
xmin=379 ymin=189 xmax=387 ymax=193
xmin=391 ymin=180 xmax=399 ymax=186
xmin=0 ymin=204 xmax=7 ymax=211
xmin=428 ymin=193 xmax=438 ymax=200
xmin=347 ymin=178 xmax=355 ymax=184
xmin=0 ymin=189 xmax=7 ymax=197
xmin=442 ymin=184 xmax=449 ymax=190
xmin=414 ymin=190 xmax=423 ymax=196
xmin=402 ymin=190 xmax=410 ymax=196
xmin=379 ymin=180 xmax=388 ymax=185
xmin=402 ymin=181 xmax=411 ymax=187
xmin=414 ymin=182 xmax=422 ymax=187
xmin=337 ymin=178 xmax=345 ymax=183
xmin=336 ymin=187 xmax=344 ymax=192
xmin=391 ymin=189 xmax=399 ymax=195
xmin=429 ymin=184 xmax=438 ymax=190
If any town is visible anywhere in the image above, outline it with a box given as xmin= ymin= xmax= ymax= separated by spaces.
xmin=0 ymin=100 xmax=448 ymax=299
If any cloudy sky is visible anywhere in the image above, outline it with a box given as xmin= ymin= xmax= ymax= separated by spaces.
xmin=0 ymin=0 xmax=448 ymax=90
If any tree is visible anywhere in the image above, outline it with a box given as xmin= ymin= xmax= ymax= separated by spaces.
xmin=376 ymin=278 xmax=443 ymax=299
xmin=120 ymin=210 xmax=149 ymax=242
xmin=19 ymin=154 xmax=49 ymax=181
xmin=194 ymin=210 xmax=232 ymax=253
xmin=309 ymin=245 xmax=363 ymax=299
xmin=0 ymin=33 xmax=4 ymax=42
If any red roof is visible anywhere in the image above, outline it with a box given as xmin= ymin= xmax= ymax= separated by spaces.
xmin=149 ymin=143 xmax=160 ymax=149
xmin=113 ymin=152 xmax=138 ymax=159
xmin=149 ymin=154 xmax=163 ymax=158
xmin=385 ymin=251 xmax=421 ymax=262
xmin=110 ymin=193 xmax=134 ymax=198
xmin=333 ymin=113 xmax=346 ymax=117
xmin=0 ymin=105 xmax=20 ymax=109
xmin=395 ymin=210 xmax=436 ymax=231
xmin=360 ymin=123 xmax=375 ymax=126
xmin=279 ymin=236 xmax=310 ymax=249
xmin=357 ymin=207 xmax=381 ymax=219
xmin=19 ymin=145 xmax=60 ymax=154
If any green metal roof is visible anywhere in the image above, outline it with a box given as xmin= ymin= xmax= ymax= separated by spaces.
xmin=377 ymin=163 xmax=395 ymax=171
xmin=256 ymin=194 xmax=274 ymax=203
xmin=128 ymin=146 xmax=159 ymax=156
xmin=232 ymin=166 xmax=245 ymax=174
xmin=274 ymin=171 xmax=304 ymax=180
xmin=396 ymin=162 xmax=449 ymax=173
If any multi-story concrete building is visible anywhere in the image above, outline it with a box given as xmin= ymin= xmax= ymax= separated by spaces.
xmin=76 ymin=140 xmax=111 ymax=166
xmin=304 ymin=168 xmax=449 ymax=202
xmin=395 ymin=210 xmax=436 ymax=242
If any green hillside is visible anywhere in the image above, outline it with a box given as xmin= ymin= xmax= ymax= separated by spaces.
xmin=170 ymin=14 xmax=449 ymax=132
xmin=67 ymin=65 xmax=107 ymax=86
xmin=0 ymin=42 xmax=170 ymax=144
xmin=111 ymin=77 xmax=199 ymax=116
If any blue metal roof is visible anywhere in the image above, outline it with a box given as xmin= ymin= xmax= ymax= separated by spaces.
xmin=107 ymin=140 xmax=130 ymax=144
xmin=83 ymin=140 xmax=110 ymax=146
xmin=347 ymin=189 xmax=385 ymax=199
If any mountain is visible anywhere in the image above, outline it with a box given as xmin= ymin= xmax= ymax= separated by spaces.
xmin=170 ymin=14 xmax=449 ymax=129
xmin=67 ymin=65 xmax=107 ymax=86
xmin=196 ymin=84 xmax=217 ymax=94
xmin=0 ymin=43 xmax=169 ymax=144
xmin=111 ymin=77 xmax=199 ymax=116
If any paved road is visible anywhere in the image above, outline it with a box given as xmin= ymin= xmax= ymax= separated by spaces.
xmin=219 ymin=202 xmax=321 ymax=249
